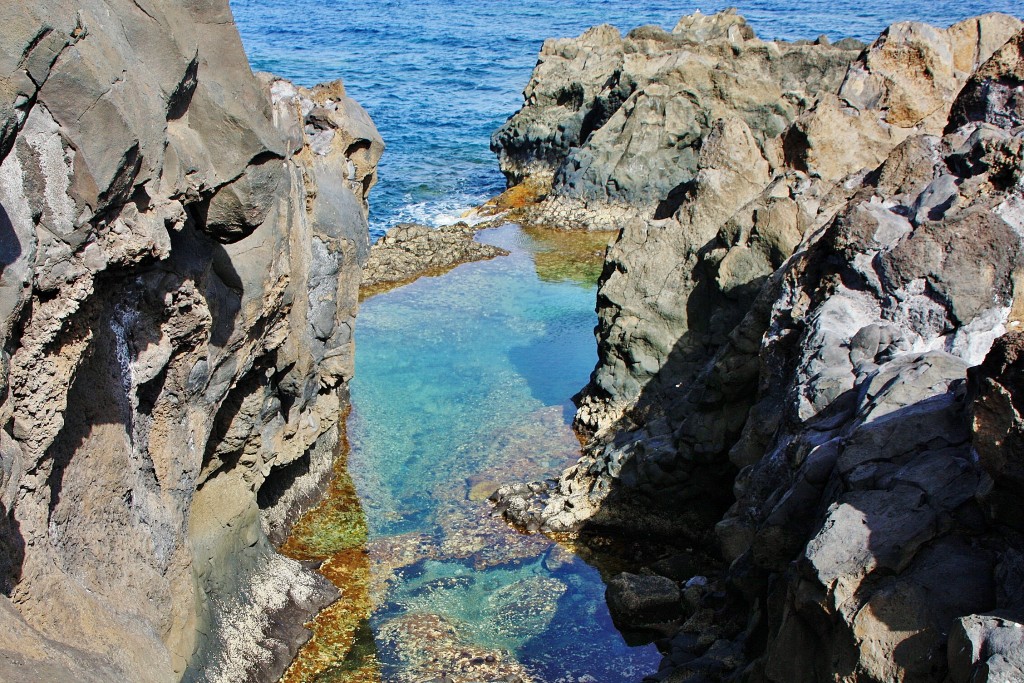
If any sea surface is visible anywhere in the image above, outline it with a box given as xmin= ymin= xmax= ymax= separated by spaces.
xmin=232 ymin=0 xmax=1020 ymax=238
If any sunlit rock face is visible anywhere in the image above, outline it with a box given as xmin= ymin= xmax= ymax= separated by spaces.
xmin=0 ymin=1 xmax=381 ymax=680
xmin=494 ymin=14 xmax=1024 ymax=683
xmin=491 ymin=10 xmax=1022 ymax=435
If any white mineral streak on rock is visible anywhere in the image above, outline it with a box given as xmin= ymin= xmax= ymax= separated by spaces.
xmin=205 ymin=553 xmax=320 ymax=683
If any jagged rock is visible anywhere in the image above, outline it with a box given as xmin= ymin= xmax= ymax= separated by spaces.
xmin=0 ymin=1 xmax=382 ymax=681
xmin=948 ymin=29 xmax=1024 ymax=131
xmin=948 ymin=612 xmax=1024 ymax=683
xmin=606 ymin=572 xmax=683 ymax=630
xmin=494 ymin=19 xmax=1024 ymax=683
xmin=491 ymin=12 xmax=1022 ymax=436
xmin=968 ymin=331 xmax=1024 ymax=530
xmin=492 ymin=10 xmax=865 ymax=231
xmin=361 ymin=222 xmax=509 ymax=297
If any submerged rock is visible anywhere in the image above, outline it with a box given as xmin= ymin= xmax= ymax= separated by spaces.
xmin=0 ymin=1 xmax=382 ymax=680
xmin=605 ymin=572 xmax=683 ymax=631
xmin=378 ymin=612 xmax=535 ymax=683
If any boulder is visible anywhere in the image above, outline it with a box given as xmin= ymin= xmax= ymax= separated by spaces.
xmin=948 ymin=613 xmax=1024 ymax=683
xmin=606 ymin=572 xmax=683 ymax=629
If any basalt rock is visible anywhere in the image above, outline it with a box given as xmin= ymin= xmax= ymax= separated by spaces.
xmin=492 ymin=10 xmax=865 ymax=232
xmin=360 ymin=222 xmax=509 ymax=298
xmin=491 ymin=11 xmax=1023 ymax=434
xmin=0 ymin=1 xmax=382 ymax=681
xmin=495 ymin=19 xmax=1024 ymax=683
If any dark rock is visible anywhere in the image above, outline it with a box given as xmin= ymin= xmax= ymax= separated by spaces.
xmin=947 ymin=612 xmax=1024 ymax=683
xmin=947 ymin=30 xmax=1024 ymax=132
xmin=968 ymin=331 xmax=1024 ymax=531
xmin=491 ymin=16 xmax=1024 ymax=683
xmin=606 ymin=572 xmax=683 ymax=628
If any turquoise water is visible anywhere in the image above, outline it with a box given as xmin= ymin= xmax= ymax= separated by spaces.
xmin=348 ymin=225 xmax=657 ymax=680
xmin=231 ymin=0 xmax=1021 ymax=238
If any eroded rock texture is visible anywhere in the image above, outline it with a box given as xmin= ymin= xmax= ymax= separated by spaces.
xmin=0 ymin=1 xmax=382 ymax=681
xmin=494 ymin=13 xmax=1024 ymax=683
xmin=492 ymin=9 xmax=864 ymax=232
xmin=361 ymin=222 xmax=509 ymax=298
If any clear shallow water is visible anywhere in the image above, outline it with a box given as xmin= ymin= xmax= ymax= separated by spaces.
xmin=232 ymin=0 xmax=1020 ymax=238
xmin=347 ymin=225 xmax=653 ymax=681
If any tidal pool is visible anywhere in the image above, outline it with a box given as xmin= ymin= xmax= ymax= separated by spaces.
xmin=281 ymin=224 xmax=661 ymax=681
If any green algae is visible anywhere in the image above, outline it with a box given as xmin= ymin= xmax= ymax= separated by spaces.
xmin=281 ymin=421 xmax=368 ymax=561
xmin=279 ymin=416 xmax=381 ymax=683
xmin=523 ymin=226 xmax=613 ymax=287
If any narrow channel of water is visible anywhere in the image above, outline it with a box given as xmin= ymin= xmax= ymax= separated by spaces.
xmin=281 ymin=224 xmax=660 ymax=681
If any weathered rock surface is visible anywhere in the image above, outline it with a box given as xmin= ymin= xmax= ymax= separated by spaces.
xmin=492 ymin=11 xmax=1022 ymax=433
xmin=492 ymin=9 xmax=865 ymax=232
xmin=606 ymin=571 xmax=683 ymax=632
xmin=0 ymin=1 xmax=382 ymax=681
xmin=361 ymin=222 xmax=508 ymax=298
xmin=378 ymin=612 xmax=534 ymax=683
xmin=495 ymin=15 xmax=1024 ymax=683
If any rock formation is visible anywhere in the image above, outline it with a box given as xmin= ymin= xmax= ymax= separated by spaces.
xmin=492 ymin=9 xmax=865 ymax=232
xmin=493 ymin=12 xmax=1024 ymax=683
xmin=361 ymin=222 xmax=508 ymax=298
xmin=0 ymin=1 xmax=382 ymax=681
xmin=493 ymin=11 xmax=1023 ymax=434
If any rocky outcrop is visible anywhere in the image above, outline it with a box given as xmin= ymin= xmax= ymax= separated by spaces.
xmin=492 ymin=11 xmax=1023 ymax=434
xmin=492 ymin=10 xmax=865 ymax=231
xmin=495 ymin=15 xmax=1024 ymax=683
xmin=0 ymin=1 xmax=381 ymax=681
xmin=361 ymin=222 xmax=508 ymax=298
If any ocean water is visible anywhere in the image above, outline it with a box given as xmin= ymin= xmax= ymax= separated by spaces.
xmin=232 ymin=0 xmax=1020 ymax=239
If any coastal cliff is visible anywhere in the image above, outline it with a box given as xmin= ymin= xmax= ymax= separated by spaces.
xmin=0 ymin=1 xmax=382 ymax=681
xmin=493 ymin=11 xmax=1024 ymax=683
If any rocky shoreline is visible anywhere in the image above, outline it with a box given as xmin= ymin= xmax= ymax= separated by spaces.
xmin=3 ymin=2 xmax=1024 ymax=681
xmin=492 ymin=11 xmax=1024 ymax=683
xmin=360 ymin=221 xmax=509 ymax=299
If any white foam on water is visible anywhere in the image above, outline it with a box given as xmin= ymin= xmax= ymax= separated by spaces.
xmin=370 ymin=192 xmax=496 ymax=238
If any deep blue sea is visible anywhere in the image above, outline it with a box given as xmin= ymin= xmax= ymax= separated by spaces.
xmin=230 ymin=0 xmax=1022 ymax=239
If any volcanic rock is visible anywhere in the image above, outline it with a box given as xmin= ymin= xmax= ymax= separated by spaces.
xmin=0 ymin=1 xmax=382 ymax=681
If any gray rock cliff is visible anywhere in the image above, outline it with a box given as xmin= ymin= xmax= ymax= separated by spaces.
xmin=494 ymin=13 xmax=1024 ymax=683
xmin=0 ymin=1 xmax=382 ymax=681
xmin=493 ymin=11 xmax=1023 ymax=434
